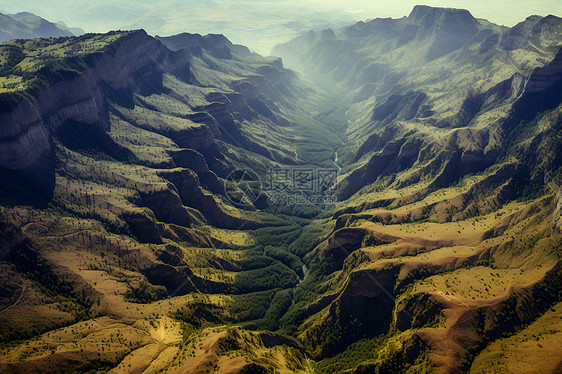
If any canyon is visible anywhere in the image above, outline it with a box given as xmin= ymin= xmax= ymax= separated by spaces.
xmin=0 ymin=5 xmax=561 ymax=374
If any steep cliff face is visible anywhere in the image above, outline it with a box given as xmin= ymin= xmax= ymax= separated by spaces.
xmin=509 ymin=46 xmax=562 ymax=122
xmin=406 ymin=5 xmax=480 ymax=60
xmin=0 ymin=97 xmax=51 ymax=170
xmin=523 ymin=47 xmax=562 ymax=93
xmin=156 ymin=32 xmax=251 ymax=59
xmin=301 ymin=266 xmax=397 ymax=359
xmin=0 ymin=31 xmax=171 ymax=173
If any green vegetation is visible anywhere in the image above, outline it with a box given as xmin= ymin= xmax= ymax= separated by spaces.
xmin=312 ymin=337 xmax=384 ymax=374
xmin=0 ymin=31 xmax=129 ymax=93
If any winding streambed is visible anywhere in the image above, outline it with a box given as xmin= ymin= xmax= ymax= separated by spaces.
xmin=334 ymin=149 xmax=341 ymax=172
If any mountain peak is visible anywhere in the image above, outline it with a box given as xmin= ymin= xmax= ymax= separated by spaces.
xmin=408 ymin=5 xmax=478 ymax=27
xmin=2 ymin=11 xmax=73 ymax=41
xmin=320 ymin=28 xmax=335 ymax=39
xmin=156 ymin=32 xmax=236 ymax=59
xmin=404 ymin=5 xmax=480 ymax=60
xmin=11 ymin=11 xmax=37 ymax=17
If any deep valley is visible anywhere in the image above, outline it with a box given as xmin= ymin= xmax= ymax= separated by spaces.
xmin=0 ymin=5 xmax=561 ymax=374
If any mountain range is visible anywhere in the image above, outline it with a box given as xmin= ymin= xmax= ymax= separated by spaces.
xmin=0 ymin=5 xmax=561 ymax=374
xmin=1 ymin=1 xmax=356 ymax=55
xmin=0 ymin=11 xmax=83 ymax=43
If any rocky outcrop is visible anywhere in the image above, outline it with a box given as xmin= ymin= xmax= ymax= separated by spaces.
xmin=205 ymin=91 xmax=255 ymax=122
xmin=159 ymin=168 xmax=257 ymax=229
xmin=301 ymin=266 xmax=398 ymax=358
xmin=317 ymin=227 xmax=398 ymax=273
xmin=194 ymin=102 xmax=242 ymax=144
xmin=138 ymin=185 xmax=193 ymax=228
xmin=371 ymin=91 xmax=432 ymax=125
xmin=510 ymin=47 xmax=562 ymax=121
xmin=122 ymin=209 xmax=163 ymax=244
xmin=337 ymin=136 xmax=425 ymax=200
xmin=144 ymin=261 xmax=229 ymax=295
xmin=407 ymin=5 xmax=480 ymax=60
xmin=156 ymin=32 xmax=251 ymax=59
xmin=0 ymin=97 xmax=52 ymax=170
xmin=318 ymin=228 xmax=368 ymax=273
xmin=171 ymin=148 xmax=210 ymax=174
xmin=171 ymin=123 xmax=217 ymax=150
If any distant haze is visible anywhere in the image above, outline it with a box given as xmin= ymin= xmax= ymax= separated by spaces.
xmin=1 ymin=0 xmax=560 ymax=54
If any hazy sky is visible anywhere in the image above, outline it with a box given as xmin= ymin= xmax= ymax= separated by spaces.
xmin=1 ymin=0 xmax=560 ymax=54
